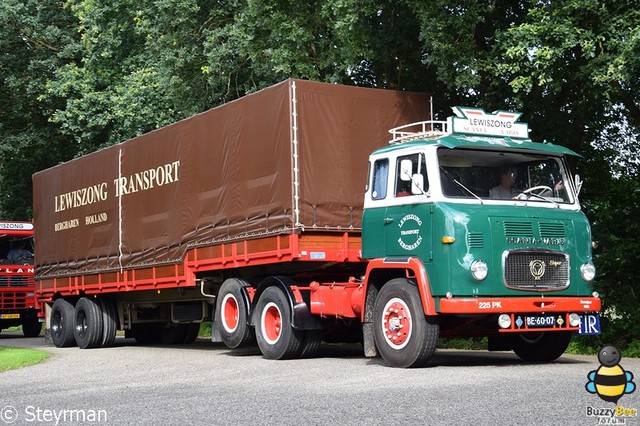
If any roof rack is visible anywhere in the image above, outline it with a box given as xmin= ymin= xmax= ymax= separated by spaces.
xmin=388 ymin=120 xmax=449 ymax=144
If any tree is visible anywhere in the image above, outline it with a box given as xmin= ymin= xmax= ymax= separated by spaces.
xmin=414 ymin=0 xmax=640 ymax=348
xmin=0 ymin=0 xmax=80 ymax=218
xmin=0 ymin=0 xmax=637 ymax=348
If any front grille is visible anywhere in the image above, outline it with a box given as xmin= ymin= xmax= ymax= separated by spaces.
xmin=503 ymin=249 xmax=570 ymax=291
xmin=0 ymin=276 xmax=33 ymax=287
xmin=0 ymin=292 xmax=30 ymax=309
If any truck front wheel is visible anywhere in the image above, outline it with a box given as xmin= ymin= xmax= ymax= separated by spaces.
xmin=512 ymin=331 xmax=572 ymax=362
xmin=255 ymin=286 xmax=302 ymax=360
xmin=51 ymin=298 xmax=76 ymax=347
xmin=22 ymin=318 xmax=42 ymax=337
xmin=373 ymin=279 xmax=439 ymax=368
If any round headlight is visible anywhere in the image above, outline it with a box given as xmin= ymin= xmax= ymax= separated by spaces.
xmin=581 ymin=262 xmax=596 ymax=282
xmin=470 ymin=260 xmax=488 ymax=281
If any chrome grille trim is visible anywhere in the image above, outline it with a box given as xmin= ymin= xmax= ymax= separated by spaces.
xmin=502 ymin=249 xmax=570 ymax=291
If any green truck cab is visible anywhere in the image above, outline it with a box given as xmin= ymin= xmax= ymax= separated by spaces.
xmin=361 ymin=107 xmax=600 ymax=366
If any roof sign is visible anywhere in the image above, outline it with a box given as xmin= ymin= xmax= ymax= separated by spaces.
xmin=0 ymin=222 xmax=34 ymax=231
xmin=449 ymin=106 xmax=529 ymax=139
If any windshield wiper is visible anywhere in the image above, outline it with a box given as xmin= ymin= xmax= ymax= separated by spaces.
xmin=524 ymin=192 xmax=560 ymax=208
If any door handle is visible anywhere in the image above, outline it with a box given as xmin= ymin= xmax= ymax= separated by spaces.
xmin=384 ymin=217 xmax=394 ymax=224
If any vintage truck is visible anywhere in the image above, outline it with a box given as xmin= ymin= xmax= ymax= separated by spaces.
xmin=33 ymin=79 xmax=600 ymax=367
xmin=0 ymin=220 xmax=40 ymax=337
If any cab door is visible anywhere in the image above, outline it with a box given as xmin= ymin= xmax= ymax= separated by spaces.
xmin=383 ymin=153 xmax=433 ymax=260
xmin=362 ymin=158 xmax=390 ymax=259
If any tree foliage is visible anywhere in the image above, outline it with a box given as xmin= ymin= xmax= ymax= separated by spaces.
xmin=0 ymin=0 xmax=638 ymax=347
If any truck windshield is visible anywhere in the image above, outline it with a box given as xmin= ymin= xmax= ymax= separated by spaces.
xmin=438 ymin=148 xmax=573 ymax=204
xmin=0 ymin=235 xmax=35 ymax=265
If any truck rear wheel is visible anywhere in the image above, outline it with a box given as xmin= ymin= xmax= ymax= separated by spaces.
xmin=255 ymin=286 xmax=302 ymax=360
xmin=215 ymin=278 xmax=254 ymax=348
xmin=51 ymin=298 xmax=76 ymax=347
xmin=512 ymin=331 xmax=572 ymax=362
xmin=98 ymin=299 xmax=117 ymax=348
xmin=74 ymin=297 xmax=104 ymax=349
xmin=373 ymin=279 xmax=439 ymax=368
xmin=22 ymin=318 xmax=42 ymax=337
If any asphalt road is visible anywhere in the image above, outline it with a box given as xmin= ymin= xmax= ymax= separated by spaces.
xmin=1 ymin=332 xmax=639 ymax=426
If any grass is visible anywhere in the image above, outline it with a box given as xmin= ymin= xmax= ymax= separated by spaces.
xmin=0 ymin=346 xmax=49 ymax=372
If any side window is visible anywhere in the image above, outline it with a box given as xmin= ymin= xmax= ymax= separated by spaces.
xmin=371 ymin=159 xmax=389 ymax=200
xmin=395 ymin=153 xmax=428 ymax=197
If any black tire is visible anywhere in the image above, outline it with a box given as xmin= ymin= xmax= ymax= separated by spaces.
xmin=22 ymin=318 xmax=42 ymax=337
xmin=132 ymin=324 xmax=163 ymax=345
xmin=373 ymin=278 xmax=439 ymax=368
xmin=512 ymin=331 xmax=572 ymax=362
xmin=215 ymin=278 xmax=254 ymax=348
xmin=74 ymin=297 xmax=104 ymax=349
xmin=298 ymin=330 xmax=322 ymax=358
xmin=98 ymin=299 xmax=117 ymax=348
xmin=182 ymin=323 xmax=200 ymax=344
xmin=51 ymin=298 xmax=76 ymax=347
xmin=255 ymin=286 xmax=302 ymax=360
xmin=161 ymin=324 xmax=188 ymax=344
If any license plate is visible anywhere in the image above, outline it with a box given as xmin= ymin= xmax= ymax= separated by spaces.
xmin=525 ymin=315 xmax=558 ymax=328
xmin=578 ymin=313 xmax=601 ymax=335
xmin=0 ymin=313 xmax=20 ymax=319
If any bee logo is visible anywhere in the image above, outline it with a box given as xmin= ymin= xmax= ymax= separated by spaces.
xmin=586 ymin=345 xmax=636 ymax=403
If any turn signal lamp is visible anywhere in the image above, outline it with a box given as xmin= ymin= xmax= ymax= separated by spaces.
xmin=441 ymin=236 xmax=456 ymax=244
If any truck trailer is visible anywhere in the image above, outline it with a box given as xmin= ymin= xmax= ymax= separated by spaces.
xmin=33 ymin=79 xmax=600 ymax=367
xmin=0 ymin=220 xmax=41 ymax=337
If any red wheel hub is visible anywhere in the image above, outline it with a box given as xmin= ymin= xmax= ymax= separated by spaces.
xmin=221 ymin=294 xmax=239 ymax=333
xmin=262 ymin=302 xmax=282 ymax=344
xmin=381 ymin=298 xmax=412 ymax=349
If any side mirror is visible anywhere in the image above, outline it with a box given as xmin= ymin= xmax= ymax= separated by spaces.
xmin=411 ymin=174 xmax=425 ymax=195
xmin=574 ymin=174 xmax=583 ymax=196
xmin=400 ymin=159 xmax=413 ymax=181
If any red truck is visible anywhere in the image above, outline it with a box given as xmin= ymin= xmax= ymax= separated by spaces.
xmin=0 ymin=221 xmax=41 ymax=337
xmin=33 ymin=79 xmax=600 ymax=367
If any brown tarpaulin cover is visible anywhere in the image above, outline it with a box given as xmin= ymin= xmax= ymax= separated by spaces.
xmin=33 ymin=79 xmax=430 ymax=278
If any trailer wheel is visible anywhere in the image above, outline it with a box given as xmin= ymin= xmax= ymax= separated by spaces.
xmin=512 ymin=331 xmax=572 ymax=362
xmin=22 ymin=318 xmax=42 ymax=337
xmin=255 ymin=286 xmax=302 ymax=360
xmin=373 ymin=279 xmax=439 ymax=368
xmin=51 ymin=298 xmax=76 ymax=347
xmin=215 ymin=278 xmax=254 ymax=348
xmin=98 ymin=299 xmax=117 ymax=348
xmin=74 ymin=297 xmax=104 ymax=349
